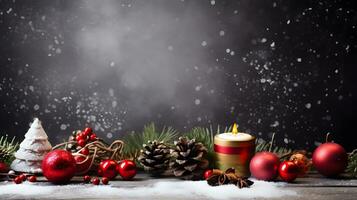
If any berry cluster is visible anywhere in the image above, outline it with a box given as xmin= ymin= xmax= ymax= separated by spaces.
xmin=13 ymin=173 xmax=37 ymax=184
xmin=75 ymin=128 xmax=97 ymax=147
xmin=83 ymin=175 xmax=109 ymax=185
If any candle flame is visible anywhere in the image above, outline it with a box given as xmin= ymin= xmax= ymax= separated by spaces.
xmin=232 ymin=123 xmax=238 ymax=135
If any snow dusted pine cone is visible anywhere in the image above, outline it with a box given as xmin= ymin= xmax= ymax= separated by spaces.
xmin=169 ymin=137 xmax=209 ymax=179
xmin=138 ymin=140 xmax=171 ymax=175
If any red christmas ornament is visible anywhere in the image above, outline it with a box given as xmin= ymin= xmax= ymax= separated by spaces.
xmin=14 ymin=176 xmax=23 ymax=184
xmin=42 ymin=149 xmax=76 ymax=183
xmin=312 ymin=142 xmax=348 ymax=177
xmin=250 ymin=152 xmax=280 ymax=181
xmin=279 ymin=161 xmax=299 ymax=182
xmin=203 ymin=169 xmax=213 ymax=180
xmin=91 ymin=177 xmax=100 ymax=185
xmin=83 ymin=175 xmax=91 ymax=183
xmin=117 ymin=160 xmax=137 ymax=180
xmin=102 ymin=177 xmax=109 ymax=185
xmin=28 ymin=175 xmax=37 ymax=182
xmin=98 ymin=159 xmax=119 ymax=179
xmin=0 ymin=162 xmax=9 ymax=173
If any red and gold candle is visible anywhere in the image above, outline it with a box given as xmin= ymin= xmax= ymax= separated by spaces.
xmin=214 ymin=123 xmax=255 ymax=177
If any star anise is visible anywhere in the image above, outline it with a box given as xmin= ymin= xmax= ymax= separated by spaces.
xmin=206 ymin=168 xmax=254 ymax=189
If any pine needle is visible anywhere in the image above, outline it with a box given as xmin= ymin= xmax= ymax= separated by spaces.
xmin=0 ymin=135 xmax=19 ymax=165
xmin=347 ymin=149 xmax=357 ymax=178
xmin=122 ymin=123 xmax=178 ymax=161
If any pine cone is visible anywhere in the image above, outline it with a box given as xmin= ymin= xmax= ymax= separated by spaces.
xmin=169 ymin=137 xmax=209 ymax=179
xmin=138 ymin=140 xmax=171 ymax=175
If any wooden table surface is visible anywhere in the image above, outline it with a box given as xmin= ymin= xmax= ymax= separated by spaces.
xmin=1 ymin=172 xmax=356 ymax=200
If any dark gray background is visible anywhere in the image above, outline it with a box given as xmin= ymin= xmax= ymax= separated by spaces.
xmin=0 ymin=0 xmax=356 ymax=151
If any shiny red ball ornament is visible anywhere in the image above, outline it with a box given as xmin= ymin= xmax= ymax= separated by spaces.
xmin=91 ymin=177 xmax=100 ymax=185
xmin=250 ymin=152 xmax=280 ymax=181
xmin=42 ymin=149 xmax=76 ymax=183
xmin=203 ymin=169 xmax=213 ymax=180
xmin=312 ymin=142 xmax=348 ymax=177
xmin=279 ymin=161 xmax=299 ymax=182
xmin=14 ymin=176 xmax=23 ymax=184
xmin=28 ymin=175 xmax=37 ymax=182
xmin=0 ymin=162 xmax=9 ymax=173
xmin=102 ymin=177 xmax=109 ymax=185
xmin=117 ymin=160 xmax=137 ymax=180
xmin=98 ymin=159 xmax=119 ymax=179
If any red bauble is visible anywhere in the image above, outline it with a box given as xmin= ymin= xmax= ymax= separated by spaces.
xmin=203 ymin=169 xmax=213 ymax=180
xmin=279 ymin=161 xmax=299 ymax=182
xmin=102 ymin=177 xmax=109 ymax=185
xmin=250 ymin=152 xmax=280 ymax=181
xmin=98 ymin=159 xmax=119 ymax=179
xmin=117 ymin=160 xmax=137 ymax=180
xmin=42 ymin=149 xmax=76 ymax=183
xmin=312 ymin=142 xmax=348 ymax=177
xmin=0 ymin=162 xmax=9 ymax=173
xmin=28 ymin=175 xmax=37 ymax=182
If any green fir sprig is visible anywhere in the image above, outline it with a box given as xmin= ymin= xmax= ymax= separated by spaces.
xmin=0 ymin=135 xmax=19 ymax=165
xmin=346 ymin=149 xmax=357 ymax=178
xmin=122 ymin=123 xmax=178 ymax=161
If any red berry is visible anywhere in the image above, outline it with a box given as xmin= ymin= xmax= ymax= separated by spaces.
xmin=203 ymin=169 xmax=213 ymax=180
xmin=80 ymin=148 xmax=90 ymax=155
xmin=28 ymin=175 xmax=37 ymax=182
xmin=91 ymin=177 xmax=100 ymax=185
xmin=83 ymin=175 xmax=91 ymax=183
xmin=84 ymin=128 xmax=93 ymax=136
xmin=14 ymin=177 xmax=22 ymax=184
xmin=102 ymin=177 xmax=109 ymax=185
xmin=76 ymin=134 xmax=83 ymax=141
xmin=78 ymin=139 xmax=86 ymax=147
xmin=90 ymin=133 xmax=97 ymax=141
xmin=19 ymin=174 xmax=27 ymax=181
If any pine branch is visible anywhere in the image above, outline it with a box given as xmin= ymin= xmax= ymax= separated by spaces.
xmin=0 ymin=135 xmax=19 ymax=165
xmin=255 ymin=138 xmax=292 ymax=158
xmin=122 ymin=123 xmax=178 ymax=161
xmin=347 ymin=149 xmax=357 ymax=178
